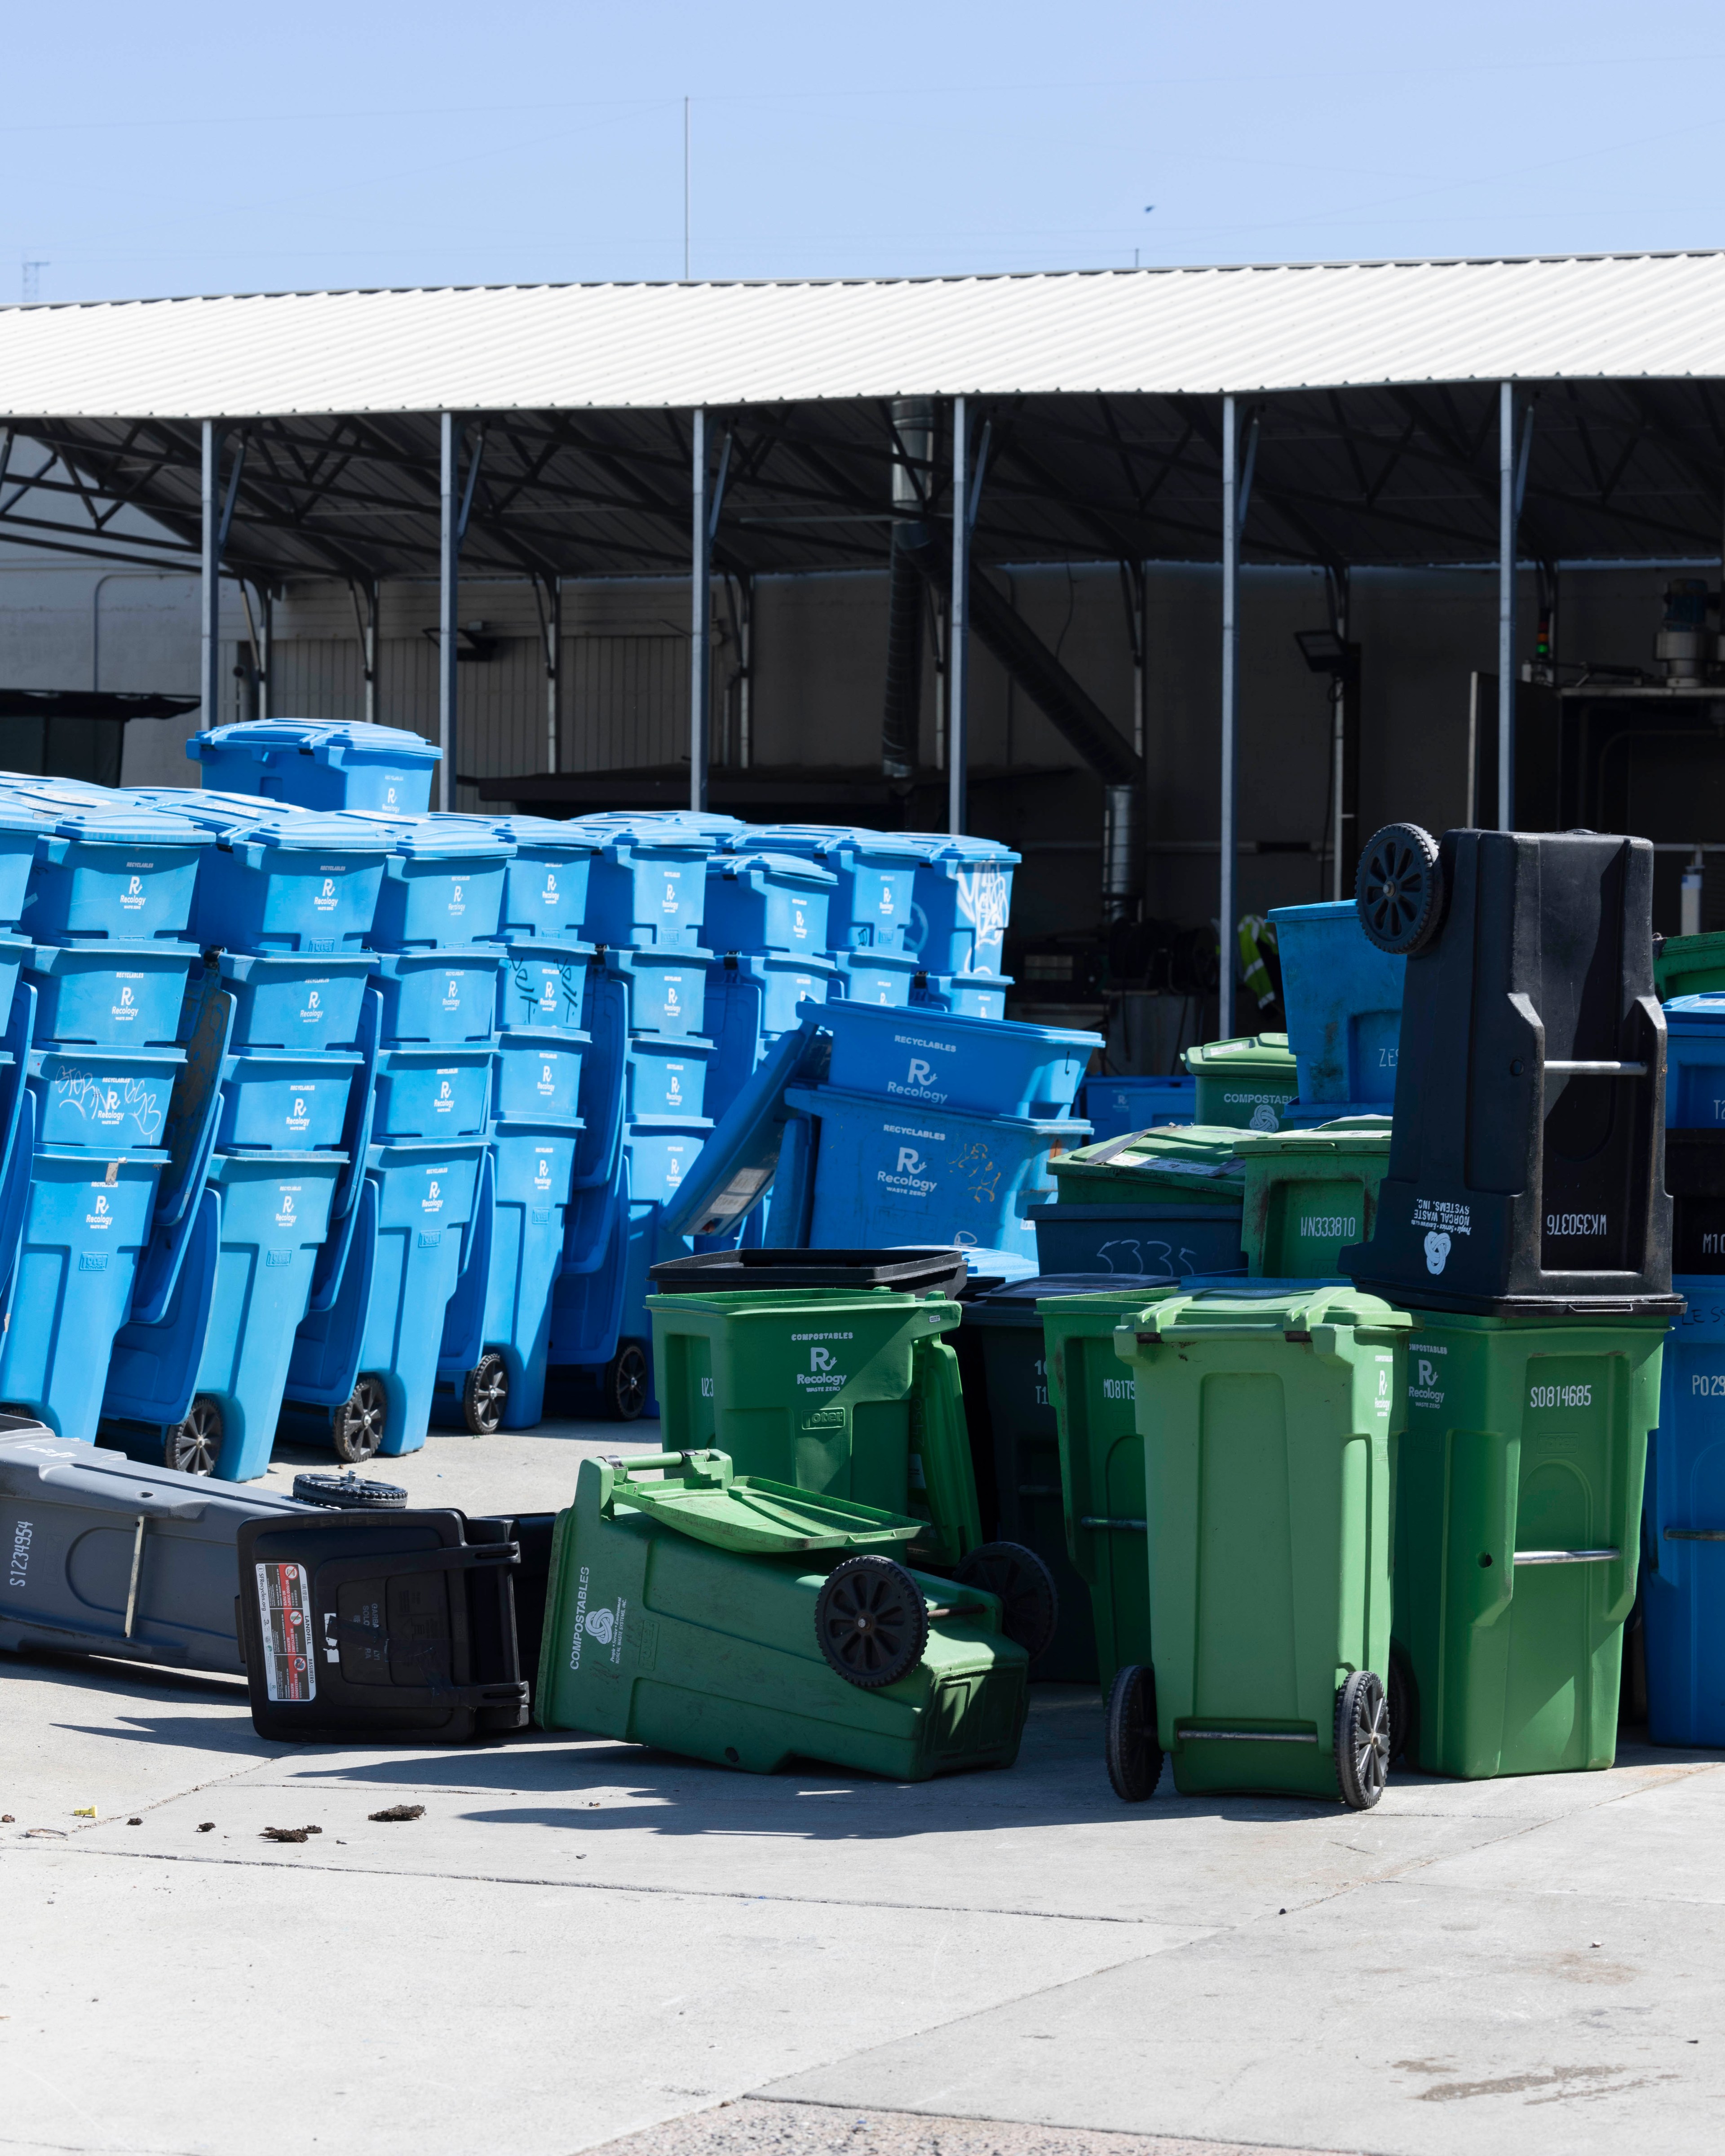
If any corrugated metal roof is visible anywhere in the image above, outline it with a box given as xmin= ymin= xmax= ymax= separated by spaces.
xmin=3 ymin=253 xmax=1725 ymax=420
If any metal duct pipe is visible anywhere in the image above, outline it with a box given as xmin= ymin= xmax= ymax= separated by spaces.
xmin=1102 ymin=782 xmax=1141 ymax=924
xmin=881 ymin=398 xmax=933 ymax=781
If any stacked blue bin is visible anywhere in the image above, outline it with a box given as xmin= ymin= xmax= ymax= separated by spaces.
xmin=742 ymin=825 xmax=925 ymax=1007
xmin=284 ymin=816 xmax=513 ymax=1462
xmin=771 ymin=999 xmax=1097 ymax=1264
xmin=433 ymin=814 xmax=598 ymax=1432
xmin=1079 ymin=1073 xmax=1198 ymax=1138
xmin=701 ymin=850 xmax=838 ymax=1125
xmin=899 ymin=831 xmax=1020 ymax=1018
xmin=186 ymin=718 xmax=442 ymax=814
xmin=1269 ymin=899 xmax=1405 ymax=1124
xmin=0 ymin=797 xmax=217 ymax=1439
xmin=100 ymin=803 xmax=390 ymax=1478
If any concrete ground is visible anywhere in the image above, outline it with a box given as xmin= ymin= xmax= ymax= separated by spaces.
xmin=3 ymin=1418 xmax=1723 ymax=2156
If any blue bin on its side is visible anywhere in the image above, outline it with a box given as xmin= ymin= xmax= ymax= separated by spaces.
xmin=828 ymin=948 xmax=921 ymax=1007
xmin=187 ymin=719 xmax=441 ymax=814
xmin=0 ymin=796 xmax=44 ymax=932
xmin=823 ymin=999 xmax=1096 ymax=1120
xmin=1027 ymin=1199 xmax=1247 ymax=1279
xmin=581 ymin=825 xmax=713 ymax=950
xmin=787 ymin=1081 xmax=1084 ymax=1263
xmin=190 ymin=812 xmax=392 ymax=954
xmin=28 ymin=1046 xmax=184 ymax=1151
xmin=214 ymin=951 xmax=376 ymax=1051
xmin=1269 ymin=900 xmax=1407 ymax=1106
xmin=1080 ymin=1074 xmax=1198 ymax=1138
xmin=1665 ymin=995 xmax=1725 ymax=1127
xmin=25 ymin=807 xmax=214 ymax=945
xmin=369 ymin=947 xmax=503 ymax=1046
xmin=444 ymin=813 xmax=600 ymax=941
xmin=0 ymin=1141 xmax=168 ymax=1436
xmin=495 ymin=1029 xmax=587 ymax=1127
xmin=214 ymin=1051 xmax=363 ymax=1153
xmin=497 ymin=937 xmax=592 ymax=1034
xmin=358 ymin=817 xmax=516 ymax=950
xmin=625 ymin=1035 xmax=715 ymax=1124
xmin=900 ymin=834 xmax=1019 ymax=977
xmin=595 ymin=948 xmax=706 ymax=1036
xmin=25 ymin=942 xmax=198 ymax=1049
xmin=101 ymin=1151 xmax=345 ymax=1480
xmin=284 ymin=1136 xmax=487 ymax=1455
xmin=703 ymin=851 xmax=835 ymax=958
xmin=910 ymin=970 xmax=1010 ymax=1021
xmin=742 ymin=825 xmax=921 ymax=951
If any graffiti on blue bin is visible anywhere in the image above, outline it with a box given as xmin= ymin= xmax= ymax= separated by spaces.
xmin=57 ymin=1072 xmax=167 ymax=1143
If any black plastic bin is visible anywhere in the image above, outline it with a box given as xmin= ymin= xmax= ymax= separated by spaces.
xmin=1345 ymin=825 xmax=1677 ymax=1313
xmin=649 ymin=1246 xmax=969 ymax=1297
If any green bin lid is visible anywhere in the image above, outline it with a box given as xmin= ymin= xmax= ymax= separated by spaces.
xmin=1656 ymin=929 xmax=1725 ymax=1000
xmin=1184 ymin=1032 xmax=1298 ymax=1079
xmin=606 ymin=1450 xmax=921 ymax=1553
xmin=1051 ymin=1122 xmax=1244 ymax=1205
xmin=1231 ymin=1115 xmax=1392 ymax=1161
xmin=1122 ymin=1281 xmax=1411 ymax=1340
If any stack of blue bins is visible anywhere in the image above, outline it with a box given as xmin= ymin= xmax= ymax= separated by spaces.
xmin=1268 ymin=898 xmax=1406 ymax=1125
xmin=898 ymin=831 xmax=1021 ymax=1019
xmin=101 ymin=802 xmax=389 ymax=1478
xmin=0 ymin=793 xmax=214 ymax=1438
xmin=701 ymin=846 xmax=838 ymax=1122
xmin=283 ymin=814 xmax=515 ymax=1463
xmin=432 ymin=814 xmax=599 ymax=1432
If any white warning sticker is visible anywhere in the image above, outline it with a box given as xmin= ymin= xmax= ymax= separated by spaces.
xmin=255 ymin=1560 xmax=316 ymax=1702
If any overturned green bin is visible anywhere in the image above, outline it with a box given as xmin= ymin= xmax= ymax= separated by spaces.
xmin=534 ymin=1450 xmax=1029 ymax=1779
xmin=1106 ymin=1284 xmax=1409 ymax=1810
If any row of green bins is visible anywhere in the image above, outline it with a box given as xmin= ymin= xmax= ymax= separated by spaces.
xmin=534 ymin=1449 xmax=1030 ymax=1778
xmin=1183 ymin=1033 xmax=1298 ymax=1132
xmin=1035 ymin=1123 xmax=1246 ymax=1278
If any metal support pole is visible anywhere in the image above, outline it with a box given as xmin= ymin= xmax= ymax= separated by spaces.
xmin=690 ymin=410 xmax=711 ymax=812
xmin=1219 ymin=395 xmax=1240 ymax=1040
xmin=363 ymin=583 xmax=377 ymax=727
xmin=199 ymin=420 xmax=222 ymax=732
xmin=1498 ymin=381 xmax=1515 ymax=833
xmin=544 ymin=577 xmax=562 ymax=773
xmin=438 ymin=412 xmax=461 ymax=813
xmin=949 ymin=395 xmax=969 ymax=836
xmin=1331 ymin=577 xmax=1349 ymax=901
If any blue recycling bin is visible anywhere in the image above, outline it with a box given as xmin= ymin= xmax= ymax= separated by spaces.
xmin=1643 ymin=1280 xmax=1725 ymax=1745
xmin=624 ymin=1035 xmax=715 ymax=1124
xmin=786 ymin=1081 xmax=1085 ymax=1261
xmin=548 ymin=1177 xmax=663 ymax=1414
xmin=1269 ymin=899 xmax=1407 ymax=1107
xmin=580 ymin=823 xmax=713 ymax=950
xmin=434 ymin=811 xmax=600 ymax=941
xmin=24 ymin=942 xmax=199 ymax=1048
xmin=355 ymin=816 xmax=516 ymax=950
xmin=703 ymin=851 xmax=836 ymax=958
xmin=101 ymin=1151 xmax=345 ymax=1480
xmin=495 ymin=1029 xmax=587 ymax=1124
xmin=593 ymin=947 xmax=706 ymax=1036
xmin=1027 ymin=1200 xmax=1247 ymax=1278
xmin=212 ymin=951 xmax=376 ymax=1051
xmin=24 ymin=805 xmax=214 ymax=945
xmin=1080 ymin=1074 xmax=1198 ymax=1138
xmin=1665 ymin=995 xmax=1725 ymax=1127
xmin=213 ymin=1051 xmax=363 ymax=1152
xmin=495 ymin=937 xmax=591 ymax=1034
xmin=900 ymin=833 xmax=1019 ymax=977
xmin=828 ymin=948 xmax=921 ymax=1007
xmin=188 ymin=811 xmax=393 ymax=954
xmin=821 ymin=1000 xmax=1096 ymax=1120
xmin=701 ymin=954 xmax=835 ymax=1121
xmin=0 ymin=795 xmax=45 ymax=931
xmin=743 ymin=825 xmax=921 ymax=951
xmin=370 ymin=1046 xmax=495 ymax=1141
xmin=27 ymin=1045 xmax=184 ymax=1150
xmin=910 ymin=971 xmax=1010 ymax=1021
xmin=369 ymin=946 xmax=503 ymax=1045
xmin=186 ymin=719 xmax=442 ymax=814
xmin=623 ymin=1122 xmax=710 ymax=1206
xmin=285 ymin=1136 xmax=488 ymax=1455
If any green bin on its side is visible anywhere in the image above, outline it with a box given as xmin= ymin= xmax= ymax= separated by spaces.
xmin=1110 ymin=1284 xmax=1409 ymax=1806
xmin=1235 ymin=1117 xmax=1392 ymax=1279
xmin=534 ymin=1450 xmax=1028 ymax=1778
xmin=1183 ymin=1034 xmax=1299 ymax=1132
xmin=1043 ymin=1284 xmax=1185 ymax=1692
xmin=647 ymin=1286 xmax=981 ymax=1567
xmin=1654 ymin=929 xmax=1725 ymax=1002
xmin=1395 ymin=1310 xmax=1667 ymax=1779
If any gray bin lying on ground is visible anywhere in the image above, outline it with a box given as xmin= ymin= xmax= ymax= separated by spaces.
xmin=0 ymin=1421 xmax=310 ymax=1674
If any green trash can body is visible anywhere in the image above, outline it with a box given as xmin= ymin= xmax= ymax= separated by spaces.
xmin=1043 ymin=1285 xmax=1185 ymax=1692
xmin=647 ymin=1286 xmax=981 ymax=1566
xmin=1183 ymin=1034 xmax=1299 ymax=1132
xmin=1050 ymin=1122 xmax=1244 ymax=1207
xmin=1114 ymin=1284 xmax=1409 ymax=1799
xmin=1236 ymin=1118 xmax=1392 ymax=1280
xmin=533 ymin=1451 xmax=1028 ymax=1779
xmin=1655 ymin=929 xmax=1725 ymax=1002
xmin=1396 ymin=1311 xmax=1667 ymax=1779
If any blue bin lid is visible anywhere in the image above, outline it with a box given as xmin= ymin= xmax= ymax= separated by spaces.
xmin=327 ymin=811 xmax=516 ymax=860
xmin=189 ymin=719 xmax=441 ymax=764
xmin=746 ymin=822 xmax=927 ymax=865
xmin=123 ymin=786 xmax=306 ymax=826
xmin=892 ymin=832 xmax=1022 ymax=867
xmin=0 ymin=791 xmax=49 ymax=833
xmin=1664 ymin=992 xmax=1725 ymax=1026
xmin=433 ymin=812 xmax=604 ymax=854
xmin=43 ymin=804 xmax=215 ymax=848
xmin=217 ymin=811 xmax=399 ymax=856
xmin=708 ymin=850 xmax=837 ymax=890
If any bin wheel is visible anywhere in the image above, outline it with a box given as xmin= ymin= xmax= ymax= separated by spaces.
xmin=1335 ymin=1669 xmax=1390 ymax=1811
xmin=815 ymin=1556 xmax=929 ymax=1689
xmin=1387 ymin=1644 xmax=1415 ymax=1768
xmin=603 ymin=1343 xmax=649 ymax=1423
xmin=292 ymin=1470 xmax=408 ymax=1511
xmin=165 ymin=1396 xmax=223 ymax=1477
xmin=332 ymin=1374 xmax=387 ymax=1462
xmin=1357 ymin=822 xmax=1444 ymax=955
xmin=1104 ymin=1663 xmax=1163 ymax=1803
xmin=955 ymin=1541 xmax=1059 ymax=1664
xmin=462 ymin=1353 xmax=509 ymax=1436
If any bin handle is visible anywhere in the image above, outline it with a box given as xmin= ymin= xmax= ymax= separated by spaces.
xmin=1663 ymin=1528 xmax=1725 ymax=1542
xmin=1544 ymin=1060 xmax=1647 ymax=1078
xmin=1512 ymin=1547 xmax=1620 ymax=1565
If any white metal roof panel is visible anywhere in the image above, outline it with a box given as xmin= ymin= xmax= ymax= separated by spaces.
xmin=1 ymin=252 xmax=1724 ymax=419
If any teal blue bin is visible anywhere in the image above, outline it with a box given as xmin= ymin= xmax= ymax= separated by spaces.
xmin=25 ymin=942 xmax=200 ymax=1048
xmin=213 ymin=951 xmax=375 ymax=1052
xmin=359 ymin=818 xmax=516 ymax=949
xmin=495 ymin=1029 xmax=586 ymax=1126
xmin=370 ymin=947 xmax=503 ymax=1045
xmin=438 ymin=812 xmax=598 ymax=939
xmin=829 ymin=948 xmax=921 ymax=1006
xmin=580 ymin=825 xmax=713 ymax=950
xmin=28 ymin=1046 xmax=184 ymax=1150
xmin=214 ymin=1051 xmax=362 ymax=1152
xmin=24 ymin=807 xmax=213 ymax=944
xmin=190 ymin=811 xmax=391 ymax=953
xmin=702 ymin=851 xmax=835 ymax=957
xmin=496 ymin=937 xmax=592 ymax=1033
xmin=370 ymin=1046 xmax=495 ymax=1141
xmin=822 ymin=999 xmax=1095 ymax=1118
xmin=186 ymin=719 xmax=442 ymax=814
xmin=901 ymin=833 xmax=1018 ymax=977
xmin=624 ymin=1036 xmax=715 ymax=1123
xmin=742 ymin=825 xmax=920 ymax=951
xmin=1269 ymin=900 xmax=1406 ymax=1107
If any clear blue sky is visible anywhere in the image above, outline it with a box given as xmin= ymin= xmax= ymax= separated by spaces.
xmin=5 ymin=2 xmax=1718 ymax=302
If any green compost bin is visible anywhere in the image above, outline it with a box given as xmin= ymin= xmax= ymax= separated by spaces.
xmin=648 ymin=1286 xmax=981 ymax=1567
xmin=1108 ymin=1283 xmax=1409 ymax=1808
xmin=1234 ymin=1117 xmax=1392 ymax=1279
xmin=1654 ymin=929 xmax=1725 ymax=1001
xmin=1183 ymin=1034 xmax=1299 ymax=1132
xmin=1051 ymin=1123 xmax=1245 ymax=1206
xmin=1395 ymin=1310 xmax=1667 ymax=1780
xmin=534 ymin=1450 xmax=1029 ymax=1779
xmin=1042 ymin=1283 xmax=1185 ymax=1692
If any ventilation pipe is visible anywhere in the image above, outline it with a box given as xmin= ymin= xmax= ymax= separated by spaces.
xmin=881 ymin=398 xmax=933 ymax=782
xmin=1101 ymin=782 xmax=1141 ymax=926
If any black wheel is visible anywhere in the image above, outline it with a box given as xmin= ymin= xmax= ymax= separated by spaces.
xmin=1356 ymin=823 xmax=1444 ymax=955
xmin=814 ymin=1555 xmax=929 ymax=1689
xmin=291 ymin=1470 xmax=407 ymax=1511
xmin=603 ymin=1342 xmax=649 ymax=1423
xmin=1335 ymin=1669 xmax=1390 ymax=1810
xmin=1387 ymin=1644 xmax=1415 ymax=1767
xmin=332 ymin=1374 xmax=387 ymax=1462
xmin=954 ymin=1540 xmax=1059 ymax=1664
xmin=165 ymin=1396 xmax=222 ymax=1476
xmin=1103 ymin=1663 xmax=1163 ymax=1802
xmin=462 ymin=1352 xmax=509 ymax=1436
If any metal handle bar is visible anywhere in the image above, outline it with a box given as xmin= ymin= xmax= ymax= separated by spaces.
xmin=1543 ymin=1060 xmax=1647 ymax=1077
xmin=1512 ymin=1547 xmax=1621 ymax=1565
